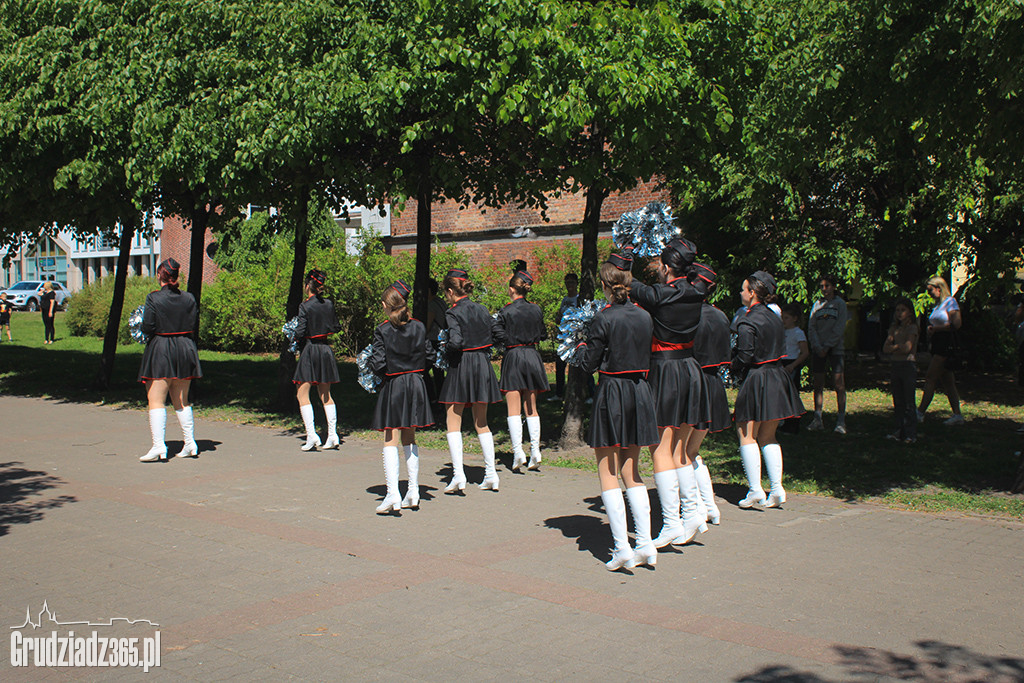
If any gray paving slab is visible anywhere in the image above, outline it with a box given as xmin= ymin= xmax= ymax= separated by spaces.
xmin=2 ymin=394 xmax=1023 ymax=681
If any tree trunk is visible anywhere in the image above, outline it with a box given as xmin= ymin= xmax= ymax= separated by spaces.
xmin=92 ymin=217 xmax=136 ymax=390
xmin=186 ymin=203 xmax=212 ymax=337
xmin=559 ymin=182 xmax=607 ymax=449
xmin=277 ymin=192 xmax=312 ymax=409
xmin=412 ymin=147 xmax=432 ymax=325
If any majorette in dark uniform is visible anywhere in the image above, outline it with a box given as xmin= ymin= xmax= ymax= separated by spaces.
xmin=138 ymin=258 xmax=202 ymax=462
xmin=626 ymin=238 xmax=708 ymax=549
xmin=293 ymin=270 xmax=341 ymax=451
xmin=138 ymin=287 xmax=202 ymax=383
xmin=492 ymin=268 xmax=548 ymax=471
xmin=691 ymin=264 xmax=732 ymax=433
xmin=370 ymin=287 xmax=435 ymax=433
xmin=438 ymin=296 xmax=501 ymax=406
xmin=580 ymin=253 xmax=657 ymax=571
xmin=438 ymin=268 xmax=501 ymax=494
xmin=731 ymin=288 xmax=804 ymax=425
xmin=370 ymin=280 xmax=433 ymax=514
xmin=688 ymin=262 xmax=729 ymax=525
xmin=731 ymin=270 xmax=804 ymax=510
xmin=629 ymin=240 xmax=706 ymax=429
xmin=582 ymin=292 xmax=657 ymax=448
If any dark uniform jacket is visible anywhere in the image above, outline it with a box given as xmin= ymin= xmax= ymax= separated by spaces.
xmin=370 ymin=319 xmax=434 ymax=377
xmin=294 ymin=296 xmax=341 ymax=343
xmin=445 ymin=297 xmax=493 ymax=353
xmin=731 ymin=303 xmax=786 ymax=375
xmin=694 ymin=303 xmax=731 ymax=369
xmin=582 ymin=300 xmax=653 ymax=375
xmin=142 ymin=286 xmax=198 ymax=338
xmin=630 ymin=277 xmax=703 ymax=350
xmin=492 ymin=298 xmax=547 ymax=348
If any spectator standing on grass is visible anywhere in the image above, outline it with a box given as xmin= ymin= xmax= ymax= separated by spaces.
xmin=779 ymin=304 xmax=809 ymax=435
xmin=883 ymin=297 xmax=919 ymax=443
xmin=917 ymin=276 xmax=964 ymax=426
xmin=549 ymin=273 xmax=580 ymax=401
xmin=0 ymin=292 xmax=12 ymax=341
xmin=41 ymin=281 xmax=57 ymax=344
xmin=808 ymin=274 xmax=849 ymax=434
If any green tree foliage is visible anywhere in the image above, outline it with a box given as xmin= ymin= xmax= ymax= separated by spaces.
xmin=65 ymin=276 xmax=161 ymax=344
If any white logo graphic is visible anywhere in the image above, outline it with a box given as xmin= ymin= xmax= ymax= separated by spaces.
xmin=10 ymin=601 xmax=161 ymax=672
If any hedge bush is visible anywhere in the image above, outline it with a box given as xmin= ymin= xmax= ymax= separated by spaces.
xmin=65 ymin=275 xmax=161 ymax=343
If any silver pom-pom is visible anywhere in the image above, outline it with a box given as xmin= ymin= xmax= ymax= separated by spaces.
xmin=128 ymin=305 xmax=148 ymax=344
xmin=281 ymin=316 xmax=300 ymax=354
xmin=612 ymin=201 xmax=680 ymax=258
xmin=434 ymin=329 xmax=450 ymax=371
xmin=356 ymin=344 xmax=381 ymax=393
xmin=556 ymin=300 xmax=603 ymax=367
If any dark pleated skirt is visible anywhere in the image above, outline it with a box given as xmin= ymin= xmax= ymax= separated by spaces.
xmin=734 ymin=363 xmax=805 ymax=423
xmin=649 ymin=356 xmax=705 ymax=428
xmin=372 ymin=372 xmax=435 ymax=430
xmin=439 ymin=351 xmax=501 ymax=404
xmin=138 ymin=336 xmax=202 ymax=382
xmin=293 ymin=342 xmax=339 ymax=384
xmin=499 ymin=346 xmax=549 ymax=393
xmin=698 ymin=367 xmax=733 ymax=432
xmin=587 ymin=375 xmax=659 ymax=448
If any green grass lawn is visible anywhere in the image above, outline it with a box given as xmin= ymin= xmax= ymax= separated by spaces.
xmin=3 ymin=311 xmax=1023 ymax=519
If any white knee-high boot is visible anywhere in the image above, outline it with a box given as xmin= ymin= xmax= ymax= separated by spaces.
xmin=625 ymin=485 xmax=656 ymax=567
xmin=376 ymin=446 xmax=401 ymax=514
xmin=694 ymin=456 xmax=721 ymax=524
xmin=651 ymin=470 xmax=682 ymax=547
xmin=526 ymin=415 xmax=542 ymax=469
xmin=140 ymin=409 xmax=167 ymax=462
xmin=478 ymin=431 xmax=499 ymax=491
xmin=299 ymin=404 xmax=320 ymax=451
xmin=677 ymin=465 xmax=709 ymax=537
xmin=738 ymin=442 xmax=766 ymax=508
xmin=323 ymin=403 xmax=339 ymax=449
xmin=762 ymin=443 xmax=786 ymax=508
xmin=507 ymin=415 xmax=526 ymax=471
xmin=601 ymin=488 xmax=634 ymax=571
xmin=402 ymin=444 xmax=420 ymax=508
xmin=444 ymin=432 xmax=466 ymax=493
xmin=175 ymin=407 xmax=198 ymax=458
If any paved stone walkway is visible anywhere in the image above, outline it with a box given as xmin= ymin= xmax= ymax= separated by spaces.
xmin=2 ymin=395 xmax=1023 ymax=681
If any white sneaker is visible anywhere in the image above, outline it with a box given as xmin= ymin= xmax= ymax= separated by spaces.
xmin=944 ymin=414 xmax=965 ymax=426
xmin=834 ymin=423 xmax=847 ymax=435
xmin=807 ymin=417 xmax=824 ymax=431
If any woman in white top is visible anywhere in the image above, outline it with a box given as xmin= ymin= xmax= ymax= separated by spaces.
xmin=917 ymin=276 xmax=964 ymax=425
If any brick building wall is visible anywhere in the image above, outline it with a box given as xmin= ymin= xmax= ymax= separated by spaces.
xmin=387 ymin=180 xmax=670 ymax=267
xmin=159 ymin=215 xmax=220 ymax=284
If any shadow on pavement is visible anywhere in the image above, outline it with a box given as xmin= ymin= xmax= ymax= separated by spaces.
xmin=0 ymin=462 xmax=77 ymax=536
xmin=735 ymin=639 xmax=1024 ymax=682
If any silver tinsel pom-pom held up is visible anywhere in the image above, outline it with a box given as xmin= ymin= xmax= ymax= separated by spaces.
xmin=281 ymin=316 xmax=300 ymax=354
xmin=612 ymin=201 xmax=680 ymax=258
xmin=356 ymin=344 xmax=381 ymax=393
xmin=556 ymin=300 xmax=603 ymax=367
xmin=128 ymin=305 xmax=148 ymax=344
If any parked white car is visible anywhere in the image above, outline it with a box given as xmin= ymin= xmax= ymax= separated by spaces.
xmin=1 ymin=281 xmax=71 ymax=311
